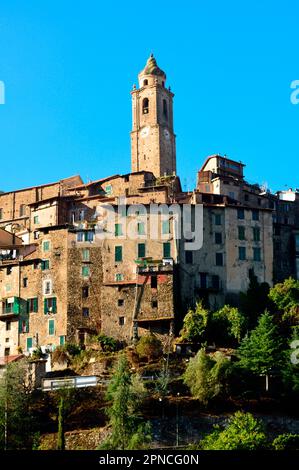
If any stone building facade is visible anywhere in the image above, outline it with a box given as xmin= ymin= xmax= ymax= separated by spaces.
xmin=0 ymin=55 xmax=298 ymax=359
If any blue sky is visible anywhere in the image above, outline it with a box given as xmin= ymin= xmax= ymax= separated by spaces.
xmin=0 ymin=0 xmax=298 ymax=193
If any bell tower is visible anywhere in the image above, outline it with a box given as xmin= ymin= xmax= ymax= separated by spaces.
xmin=130 ymin=54 xmax=176 ymax=177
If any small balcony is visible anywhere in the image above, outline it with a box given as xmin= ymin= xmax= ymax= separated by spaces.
xmin=0 ymin=297 xmax=21 ymax=320
xmin=135 ymin=258 xmax=174 ymax=274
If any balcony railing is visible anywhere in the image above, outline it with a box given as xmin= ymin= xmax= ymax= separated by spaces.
xmin=136 ymin=258 xmax=174 ymax=274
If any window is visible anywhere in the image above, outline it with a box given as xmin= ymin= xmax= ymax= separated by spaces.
xmin=185 ymin=251 xmax=193 ymax=264
xmin=105 ymin=184 xmax=112 ymax=195
xmin=44 ymin=297 xmax=57 ymax=314
xmin=215 ymin=232 xmax=222 ymax=244
xmin=244 ymin=194 xmax=249 ymax=202
xmin=82 ymin=308 xmax=89 ymax=318
xmin=82 ymin=286 xmax=89 ymax=298
xmin=115 ymin=273 xmax=124 ymax=281
xmin=253 ymin=247 xmax=261 ymax=262
xmin=4 ymin=348 xmax=10 ymax=356
xmin=253 ymin=227 xmax=260 ymax=242
xmin=151 ymin=276 xmax=157 ymax=288
xmin=27 ymin=298 xmax=38 ymax=313
xmin=239 ymin=247 xmax=246 ymax=261
xmin=163 ymin=242 xmax=171 ymax=258
xmin=79 ymin=210 xmax=85 ymax=221
xmin=212 ymin=275 xmax=220 ymax=290
xmin=0 ymin=208 xmax=3 ymax=219
xmin=43 ymin=241 xmax=50 ymax=252
xmin=82 ymin=266 xmax=90 ymax=277
xmin=26 ymin=338 xmax=33 ymax=351
xmin=258 ymin=198 xmax=262 ymax=206
xmin=6 ymin=267 xmax=12 ymax=275
xmin=216 ymin=253 xmax=223 ymax=266
xmin=152 ymin=300 xmax=158 ymax=308
xmin=77 ymin=231 xmax=94 ymax=242
xmin=48 ymin=319 xmax=55 ymax=336
xmin=274 ymin=225 xmax=281 ymax=236
xmin=252 ymin=209 xmax=259 ymax=221
xmin=143 ymin=79 xmax=148 ymax=86
xmin=23 ymin=277 xmax=28 ymax=288
xmin=33 ymin=215 xmax=39 ymax=224
xmin=215 ymin=214 xmax=222 ymax=225
xmin=119 ymin=316 xmax=125 ymax=326
xmin=229 ymin=192 xmax=235 ymax=199
xmin=137 ymin=222 xmax=145 ymax=235
xmin=115 ymin=246 xmax=123 ymax=262
xmin=118 ymin=299 xmax=124 ymax=307
xmin=41 ymin=260 xmax=50 ymax=271
xmin=162 ymin=220 xmax=170 ymax=234
xmin=33 ymin=261 xmax=39 ymax=270
xmin=34 ymin=231 xmax=39 ymax=240
xmin=138 ymin=243 xmax=146 ymax=258
xmin=142 ymin=97 xmax=149 ymax=114
xmin=59 ymin=335 xmax=65 ymax=346
xmin=115 ymin=223 xmax=123 ymax=237
xmin=43 ymin=280 xmax=52 ymax=295
xmin=6 ymin=321 xmax=11 ymax=331
xmin=163 ymin=99 xmax=168 ymax=119
xmin=19 ymin=320 xmax=29 ymax=333
xmin=20 ymin=204 xmax=26 ymax=217
xmin=238 ymin=208 xmax=245 ymax=220
xmin=200 ymin=272 xmax=207 ymax=288
xmin=82 ymin=248 xmax=90 ymax=261
xmin=238 ymin=226 xmax=245 ymax=240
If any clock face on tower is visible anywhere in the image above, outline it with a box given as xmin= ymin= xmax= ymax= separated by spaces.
xmin=163 ymin=129 xmax=170 ymax=140
xmin=140 ymin=126 xmax=149 ymax=138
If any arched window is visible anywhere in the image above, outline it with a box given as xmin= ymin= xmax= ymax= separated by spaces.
xmin=143 ymin=79 xmax=148 ymax=86
xmin=142 ymin=98 xmax=149 ymax=114
xmin=163 ymin=99 xmax=168 ymax=119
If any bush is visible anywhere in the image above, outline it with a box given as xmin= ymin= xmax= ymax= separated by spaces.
xmin=136 ymin=334 xmax=162 ymax=361
xmin=183 ymin=349 xmax=232 ymax=405
xmin=97 ymin=334 xmax=118 ymax=352
xmin=198 ymin=412 xmax=267 ymax=450
xmin=64 ymin=343 xmax=82 ymax=356
xmin=52 ymin=346 xmax=70 ymax=365
xmin=272 ymin=433 xmax=299 ymax=450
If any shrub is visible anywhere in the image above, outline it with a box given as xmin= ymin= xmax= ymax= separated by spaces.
xmin=183 ymin=349 xmax=232 ymax=405
xmin=199 ymin=412 xmax=267 ymax=450
xmin=136 ymin=334 xmax=162 ymax=361
xmin=97 ymin=333 xmax=118 ymax=352
xmin=272 ymin=433 xmax=299 ymax=450
xmin=52 ymin=346 xmax=70 ymax=365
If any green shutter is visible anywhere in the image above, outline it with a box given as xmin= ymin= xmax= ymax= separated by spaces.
xmin=49 ymin=319 xmax=55 ymax=335
xmin=137 ymin=222 xmax=145 ymax=235
xmin=115 ymin=246 xmax=123 ymax=262
xmin=52 ymin=298 xmax=57 ymax=313
xmin=33 ymin=297 xmax=38 ymax=312
xmin=59 ymin=335 xmax=65 ymax=346
xmin=115 ymin=224 xmax=122 ymax=236
xmin=26 ymin=337 xmax=33 ymax=351
xmin=162 ymin=220 xmax=170 ymax=234
xmin=163 ymin=242 xmax=171 ymax=258
xmin=44 ymin=299 xmax=47 ymax=314
xmin=13 ymin=297 xmax=20 ymax=314
xmin=138 ymin=243 xmax=146 ymax=258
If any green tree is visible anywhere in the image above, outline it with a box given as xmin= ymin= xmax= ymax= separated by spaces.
xmin=136 ymin=334 xmax=162 ymax=361
xmin=238 ymin=312 xmax=283 ymax=391
xmin=212 ymin=305 xmax=247 ymax=344
xmin=183 ymin=349 xmax=232 ymax=405
xmin=0 ymin=359 xmax=35 ymax=449
xmin=198 ymin=412 xmax=267 ymax=450
xmin=281 ymin=330 xmax=299 ymax=396
xmin=269 ymin=278 xmax=299 ymax=324
xmin=180 ymin=301 xmax=209 ymax=343
xmin=240 ymin=271 xmax=271 ymax=329
xmin=100 ymin=356 xmax=151 ymax=450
